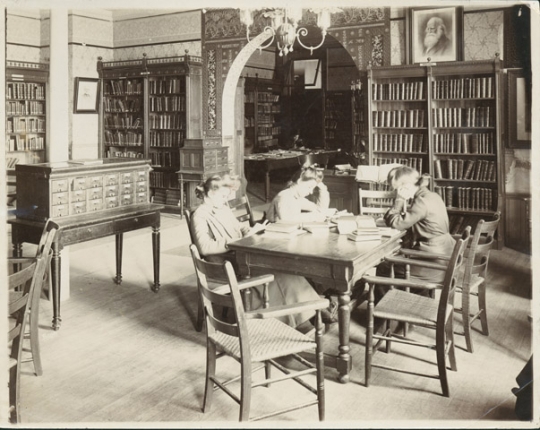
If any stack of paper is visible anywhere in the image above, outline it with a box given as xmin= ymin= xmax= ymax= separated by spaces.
xmin=347 ymin=228 xmax=382 ymax=242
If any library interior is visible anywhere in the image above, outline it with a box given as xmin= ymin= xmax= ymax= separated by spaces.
xmin=2 ymin=2 xmax=537 ymax=427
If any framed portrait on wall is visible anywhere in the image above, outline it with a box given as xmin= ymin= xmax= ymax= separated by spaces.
xmin=408 ymin=7 xmax=463 ymax=64
xmin=74 ymin=77 xmax=99 ymax=113
xmin=507 ymin=69 xmax=532 ymax=148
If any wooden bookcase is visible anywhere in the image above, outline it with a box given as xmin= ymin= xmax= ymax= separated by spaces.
xmin=244 ymin=76 xmax=282 ymax=153
xmin=98 ymin=52 xmax=202 ymax=212
xmin=5 ymin=61 xmax=49 ymax=204
xmin=366 ymin=57 xmax=504 ymax=242
xmin=323 ymin=91 xmax=352 ymax=151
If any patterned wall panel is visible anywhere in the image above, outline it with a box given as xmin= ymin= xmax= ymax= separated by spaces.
xmin=114 ymin=42 xmax=202 ymax=61
xmin=390 ymin=19 xmax=406 ymax=65
xmin=464 ymin=11 xmax=504 ymax=61
xmin=114 ymin=10 xmax=201 ymax=47
xmin=70 ymin=14 xmax=113 ymax=48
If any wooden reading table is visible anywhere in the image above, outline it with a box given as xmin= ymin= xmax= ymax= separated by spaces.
xmin=9 ymin=203 xmax=164 ymax=331
xmin=228 ymin=228 xmax=404 ymax=383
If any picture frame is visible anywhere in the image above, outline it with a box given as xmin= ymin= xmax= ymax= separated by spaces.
xmin=74 ymin=77 xmax=99 ymax=113
xmin=408 ymin=6 xmax=463 ymax=64
xmin=507 ymin=69 xmax=531 ymax=148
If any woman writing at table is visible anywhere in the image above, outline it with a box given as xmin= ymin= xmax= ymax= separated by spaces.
xmin=266 ymin=165 xmax=329 ymax=223
xmin=190 ymin=174 xmax=321 ymax=328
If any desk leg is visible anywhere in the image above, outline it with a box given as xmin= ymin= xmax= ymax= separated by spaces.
xmin=336 ymin=292 xmax=352 ymax=383
xmin=151 ymin=225 xmax=160 ymax=292
xmin=114 ymin=233 xmax=123 ymax=285
xmin=265 ymin=170 xmax=270 ymax=202
xmin=51 ymin=242 xmax=62 ymax=331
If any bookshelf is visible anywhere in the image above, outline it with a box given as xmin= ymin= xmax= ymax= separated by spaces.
xmin=98 ymin=52 xmax=203 ymax=212
xmin=366 ymin=57 xmax=503 ymax=242
xmin=5 ymin=61 xmax=49 ymax=203
xmin=324 ymin=91 xmax=352 ymax=151
xmin=244 ymin=76 xmax=282 ymax=153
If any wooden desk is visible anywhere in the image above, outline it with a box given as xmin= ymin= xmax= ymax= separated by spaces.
xmin=244 ymin=150 xmax=338 ymax=202
xmin=227 ymin=229 xmax=404 ymax=383
xmin=9 ymin=203 xmax=164 ymax=331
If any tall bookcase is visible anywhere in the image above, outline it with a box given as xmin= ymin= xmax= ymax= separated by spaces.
xmin=323 ymin=91 xmax=352 ymax=151
xmin=98 ymin=53 xmax=202 ymax=212
xmin=244 ymin=76 xmax=282 ymax=153
xmin=366 ymin=57 xmax=503 ymax=242
xmin=5 ymin=61 xmax=49 ymax=196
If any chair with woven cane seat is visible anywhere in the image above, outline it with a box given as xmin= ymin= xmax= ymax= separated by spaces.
xmin=189 ymin=244 xmax=328 ymax=422
xmin=7 ymin=219 xmax=58 ymax=377
xmin=8 ymin=219 xmax=57 ymax=423
xmin=361 ymin=227 xmax=470 ymax=397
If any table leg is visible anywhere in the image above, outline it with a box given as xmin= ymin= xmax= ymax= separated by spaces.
xmin=265 ymin=170 xmax=270 ymax=202
xmin=51 ymin=242 xmax=62 ymax=331
xmin=114 ymin=233 xmax=123 ymax=285
xmin=336 ymin=291 xmax=352 ymax=383
xmin=151 ymin=225 xmax=160 ymax=292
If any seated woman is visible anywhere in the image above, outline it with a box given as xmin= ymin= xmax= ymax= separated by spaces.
xmin=190 ymin=174 xmax=321 ymax=328
xmin=266 ymin=165 xmax=328 ymax=224
xmin=374 ymin=166 xmax=456 ymax=301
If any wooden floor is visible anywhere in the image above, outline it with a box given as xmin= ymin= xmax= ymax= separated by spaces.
xmin=11 ymin=199 xmax=535 ymax=426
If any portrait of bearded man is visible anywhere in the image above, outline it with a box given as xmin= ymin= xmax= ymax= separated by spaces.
xmin=423 ymin=16 xmax=452 ymax=58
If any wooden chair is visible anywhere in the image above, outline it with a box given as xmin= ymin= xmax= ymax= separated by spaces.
xmin=228 ymin=195 xmax=263 ymax=227
xmin=8 ymin=219 xmax=57 ymax=423
xmin=361 ymin=227 xmax=470 ymax=397
xmin=453 ymin=214 xmax=500 ymax=353
xmin=189 ymin=244 xmax=328 ymax=422
xmin=358 ymin=189 xmax=395 ymax=219
xmin=7 ymin=219 xmax=58 ymax=377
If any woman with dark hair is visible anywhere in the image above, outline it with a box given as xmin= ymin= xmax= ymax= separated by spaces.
xmin=380 ymin=165 xmax=456 ymax=283
xmin=266 ymin=165 xmax=328 ymax=224
xmin=190 ymin=174 xmax=321 ymax=328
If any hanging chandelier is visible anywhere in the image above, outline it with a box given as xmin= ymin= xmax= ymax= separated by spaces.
xmin=240 ymin=8 xmax=341 ymax=57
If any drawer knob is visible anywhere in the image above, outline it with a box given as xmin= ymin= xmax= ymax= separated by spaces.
xmin=134 ymin=218 xmax=139 ymax=223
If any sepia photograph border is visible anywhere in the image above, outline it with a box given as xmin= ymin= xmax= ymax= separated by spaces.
xmin=408 ymin=6 xmax=463 ymax=64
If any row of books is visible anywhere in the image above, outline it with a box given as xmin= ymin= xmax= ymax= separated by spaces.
xmin=432 ymin=107 xmax=492 ymax=128
xmin=104 ymin=115 xmax=142 ymax=129
xmin=150 ymin=151 xmax=180 ymax=168
xmin=152 ymin=189 xmax=183 ymax=206
xmin=149 ymin=96 xmax=186 ymax=113
xmin=244 ymin=117 xmax=256 ymax=127
xmin=107 ymin=150 xmax=144 ymax=159
xmin=148 ymin=114 xmax=186 ymax=130
xmin=104 ymin=130 xmax=144 ymax=146
xmin=7 ymin=135 xmax=44 ymax=151
xmin=435 ymin=186 xmax=495 ymax=211
xmin=433 ymin=132 xmax=495 ymax=154
xmin=103 ymin=98 xmax=142 ymax=113
xmin=257 ymin=104 xmax=281 ymax=114
xmin=104 ymin=80 xmax=143 ymax=96
xmin=372 ymin=109 xmax=425 ymax=128
xmin=6 ymin=82 xmax=45 ymax=100
xmin=434 ymin=159 xmax=496 ymax=181
xmin=6 ymin=118 xmax=45 ymax=133
xmin=149 ymin=130 xmax=185 ymax=147
xmin=244 ymin=92 xmax=280 ymax=103
xmin=257 ymin=125 xmax=281 ymax=136
xmin=372 ymin=81 xmax=424 ymax=101
xmin=432 ymin=77 xmax=493 ymax=100
xmin=374 ymin=157 xmax=423 ymax=174
xmin=149 ymin=171 xmax=180 ymax=189
xmin=6 ymin=100 xmax=45 ymax=115
xmin=255 ymin=114 xmax=278 ymax=123
xmin=373 ymin=133 xmax=425 ymax=153
xmin=325 ymin=119 xmax=338 ymax=129
xmin=148 ymin=78 xmax=186 ymax=95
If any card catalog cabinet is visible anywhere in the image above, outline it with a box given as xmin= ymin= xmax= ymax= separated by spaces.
xmin=15 ymin=159 xmax=152 ymax=221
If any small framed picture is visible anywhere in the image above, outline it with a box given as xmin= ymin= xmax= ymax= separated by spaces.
xmin=409 ymin=6 xmax=463 ymax=64
xmin=507 ymin=69 xmax=531 ymax=148
xmin=74 ymin=77 xmax=99 ymax=113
